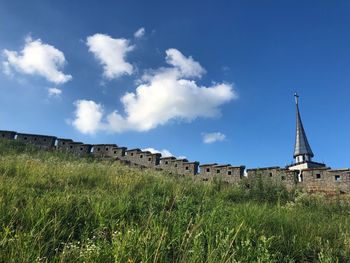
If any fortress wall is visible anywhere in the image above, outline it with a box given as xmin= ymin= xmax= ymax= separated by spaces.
xmin=199 ymin=164 xmax=218 ymax=181
xmin=57 ymin=138 xmax=74 ymax=151
xmin=170 ymin=159 xmax=190 ymax=175
xmin=2 ymin=129 xmax=350 ymax=195
xmin=159 ymin=157 xmax=177 ymax=173
xmin=92 ymin=144 xmax=118 ymax=158
xmin=180 ymin=161 xmax=199 ymax=176
xmin=112 ymin=146 xmax=127 ymax=159
xmin=199 ymin=164 xmax=245 ymax=183
xmin=246 ymin=167 xmax=298 ymax=190
xmin=300 ymin=168 xmax=350 ymax=194
xmin=142 ymin=152 xmax=161 ymax=168
xmin=0 ymin=130 xmax=16 ymax=140
xmin=16 ymin=133 xmax=56 ymax=150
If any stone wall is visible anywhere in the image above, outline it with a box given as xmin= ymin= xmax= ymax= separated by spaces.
xmin=16 ymin=133 xmax=56 ymax=150
xmin=0 ymin=130 xmax=16 ymax=140
xmin=1 ymin=130 xmax=349 ymax=194
xmin=199 ymin=164 xmax=245 ymax=183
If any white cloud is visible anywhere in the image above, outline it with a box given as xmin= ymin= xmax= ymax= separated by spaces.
xmin=134 ymin=27 xmax=145 ymax=38
xmin=142 ymin=147 xmax=173 ymax=157
xmin=86 ymin=33 xmax=134 ymax=79
xmin=165 ymin=48 xmax=205 ymax=78
xmin=72 ymin=100 xmax=104 ymax=135
xmin=202 ymin=132 xmax=226 ymax=144
xmin=2 ymin=37 xmax=72 ymax=84
xmin=48 ymin=87 xmax=62 ymax=97
xmin=72 ymin=49 xmax=236 ymax=134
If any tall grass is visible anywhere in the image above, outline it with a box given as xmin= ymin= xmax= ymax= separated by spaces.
xmin=0 ymin=140 xmax=350 ymax=262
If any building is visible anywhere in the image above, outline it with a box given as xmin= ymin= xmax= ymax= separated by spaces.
xmin=247 ymin=93 xmax=350 ymax=194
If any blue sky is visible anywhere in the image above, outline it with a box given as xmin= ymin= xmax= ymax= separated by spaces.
xmin=0 ymin=0 xmax=349 ymax=169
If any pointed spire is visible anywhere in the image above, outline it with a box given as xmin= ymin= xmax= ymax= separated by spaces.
xmin=294 ymin=93 xmax=314 ymax=159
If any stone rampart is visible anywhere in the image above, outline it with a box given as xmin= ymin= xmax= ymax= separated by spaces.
xmin=1 ymin=130 xmax=349 ymax=194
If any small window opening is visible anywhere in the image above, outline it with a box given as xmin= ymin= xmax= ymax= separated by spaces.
xmin=186 ymin=166 xmax=189 ymax=170
xmin=165 ymin=161 xmax=168 ymax=165
xmin=114 ymin=151 xmax=117 ymax=154
xmin=228 ymin=171 xmax=232 ymax=175
xmin=80 ymin=147 xmax=83 ymax=151
xmin=130 ymin=153 xmax=134 ymax=156
xmin=216 ymin=169 xmax=220 ymax=174
xmin=316 ymin=174 xmax=321 ymax=179
xmin=24 ymin=137 xmax=27 ymax=140
xmin=140 ymin=155 xmax=143 ymax=158
xmin=281 ymin=176 xmax=286 ymax=181
xmin=335 ymin=175 xmax=341 ymax=182
xmin=206 ymin=168 xmax=210 ymax=172
xmin=43 ymin=138 xmax=46 ymax=142
xmin=269 ymin=172 xmax=273 ymax=177
xmin=106 ymin=147 xmax=109 ymax=151
xmin=34 ymin=138 xmax=37 ymax=141
xmin=62 ymin=142 xmax=65 ymax=145
xmin=175 ymin=164 xmax=178 ymax=168
xmin=1 ymin=134 xmax=4 ymax=137
xmin=70 ymin=145 xmax=73 ymax=149
xmin=97 ymin=148 xmax=100 ymax=151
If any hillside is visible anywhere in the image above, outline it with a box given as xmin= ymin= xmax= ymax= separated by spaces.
xmin=1 ymin=140 xmax=350 ymax=262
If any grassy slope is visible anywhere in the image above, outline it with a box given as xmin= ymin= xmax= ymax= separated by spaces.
xmin=0 ymin=140 xmax=350 ymax=262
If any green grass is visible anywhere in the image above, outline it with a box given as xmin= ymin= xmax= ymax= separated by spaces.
xmin=1 ymin=139 xmax=350 ymax=262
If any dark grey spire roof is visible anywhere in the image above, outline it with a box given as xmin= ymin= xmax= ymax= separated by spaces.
xmin=294 ymin=93 xmax=314 ymax=158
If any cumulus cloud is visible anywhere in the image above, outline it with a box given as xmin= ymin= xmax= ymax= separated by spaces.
xmin=72 ymin=100 xmax=104 ymax=135
xmin=72 ymin=49 xmax=236 ymax=134
xmin=202 ymin=132 xmax=226 ymax=144
xmin=48 ymin=87 xmax=62 ymax=97
xmin=86 ymin=33 xmax=134 ymax=79
xmin=165 ymin=48 xmax=205 ymax=78
xmin=142 ymin=147 xmax=173 ymax=157
xmin=2 ymin=37 xmax=72 ymax=84
xmin=134 ymin=27 xmax=145 ymax=38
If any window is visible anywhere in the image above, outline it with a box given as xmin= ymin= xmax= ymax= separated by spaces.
xmin=335 ymin=175 xmax=341 ymax=182
xmin=70 ymin=145 xmax=73 ymax=149
xmin=281 ymin=176 xmax=286 ymax=181
xmin=269 ymin=172 xmax=273 ymax=177
xmin=165 ymin=161 xmax=168 ymax=165
xmin=24 ymin=137 xmax=27 ymax=140
xmin=148 ymin=158 xmax=152 ymax=161
xmin=140 ymin=155 xmax=143 ymax=158
xmin=206 ymin=168 xmax=210 ymax=172
xmin=97 ymin=148 xmax=100 ymax=151
xmin=80 ymin=147 xmax=83 ymax=151
xmin=1 ymin=134 xmax=4 ymax=137
xmin=130 ymin=153 xmax=134 ymax=156
xmin=106 ymin=147 xmax=109 ymax=151
xmin=228 ymin=171 xmax=232 ymax=175
xmin=43 ymin=138 xmax=46 ymax=142
xmin=62 ymin=142 xmax=65 ymax=145
xmin=34 ymin=138 xmax=37 ymax=141
xmin=316 ymin=173 xmax=321 ymax=179
xmin=114 ymin=151 xmax=117 ymax=154
xmin=216 ymin=169 xmax=220 ymax=174
xmin=186 ymin=166 xmax=189 ymax=170
xmin=175 ymin=164 xmax=178 ymax=168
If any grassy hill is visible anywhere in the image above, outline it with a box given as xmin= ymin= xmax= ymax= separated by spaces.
xmin=1 ymin=140 xmax=350 ymax=262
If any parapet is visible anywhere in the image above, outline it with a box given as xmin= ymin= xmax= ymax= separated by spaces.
xmin=92 ymin=144 xmax=118 ymax=158
xmin=0 ymin=130 xmax=16 ymax=140
xmin=16 ymin=133 xmax=56 ymax=149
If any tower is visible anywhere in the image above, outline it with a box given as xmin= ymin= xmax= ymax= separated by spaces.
xmin=288 ymin=93 xmax=325 ymax=171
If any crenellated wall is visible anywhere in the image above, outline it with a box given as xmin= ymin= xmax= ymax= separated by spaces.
xmin=1 ymin=130 xmax=349 ymax=194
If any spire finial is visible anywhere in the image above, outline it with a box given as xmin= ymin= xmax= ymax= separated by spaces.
xmin=294 ymin=92 xmax=299 ymax=105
